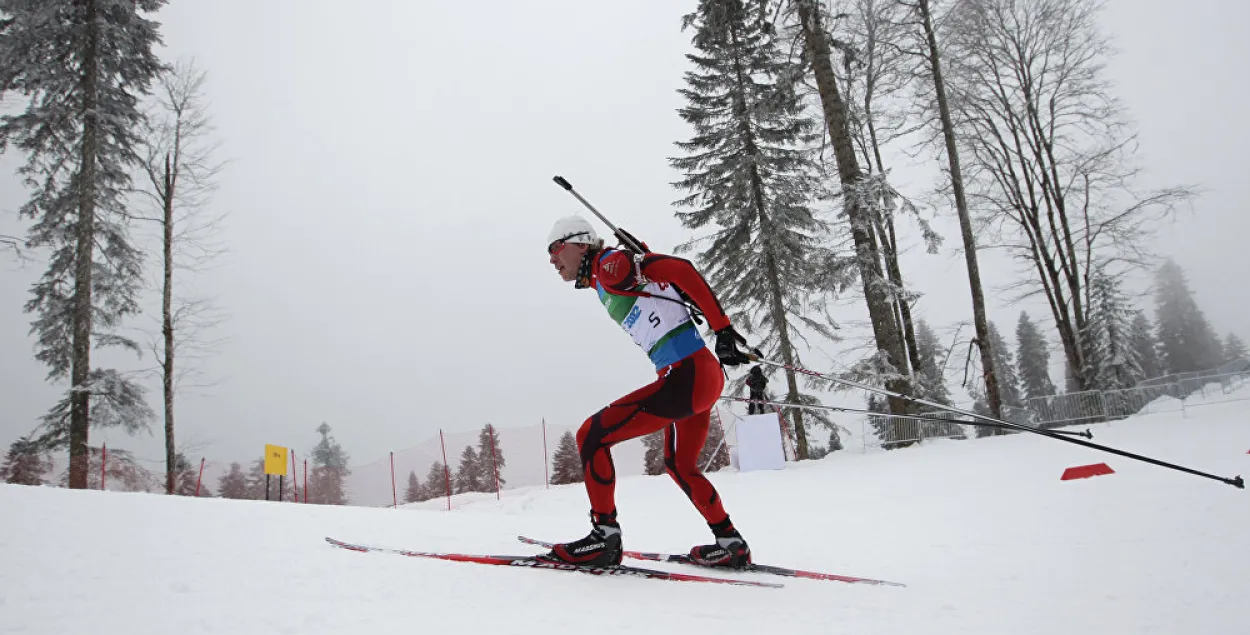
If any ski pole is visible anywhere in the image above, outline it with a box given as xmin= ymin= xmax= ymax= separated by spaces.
xmin=552 ymin=175 xmax=647 ymax=255
xmin=748 ymin=355 xmax=1245 ymax=489
xmin=720 ymin=396 xmax=1093 ymax=439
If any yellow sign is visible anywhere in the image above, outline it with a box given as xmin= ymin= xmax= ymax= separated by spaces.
xmin=264 ymin=444 xmax=289 ymax=476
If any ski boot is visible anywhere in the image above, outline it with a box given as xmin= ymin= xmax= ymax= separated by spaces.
xmin=688 ymin=517 xmax=751 ymax=569
xmin=536 ymin=510 xmax=623 ymax=567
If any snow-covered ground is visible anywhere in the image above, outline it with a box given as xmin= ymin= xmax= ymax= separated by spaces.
xmin=3 ymin=390 xmax=1248 ymax=635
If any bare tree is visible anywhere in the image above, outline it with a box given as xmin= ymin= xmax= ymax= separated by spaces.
xmin=872 ymin=0 xmax=1006 ymax=420
xmin=834 ymin=0 xmax=943 ymax=391
xmin=940 ymin=0 xmax=1193 ymax=390
xmin=786 ymin=0 xmax=916 ymax=414
xmin=132 ymin=59 xmax=226 ymax=494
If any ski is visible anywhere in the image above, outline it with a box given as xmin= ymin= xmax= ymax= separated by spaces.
xmin=324 ymin=537 xmax=783 ymax=588
xmin=518 ymin=535 xmax=904 ymax=587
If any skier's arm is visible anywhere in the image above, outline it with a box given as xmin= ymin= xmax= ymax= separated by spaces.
xmin=596 ymin=250 xmax=732 ymax=332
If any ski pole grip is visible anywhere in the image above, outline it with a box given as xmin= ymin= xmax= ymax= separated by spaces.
xmin=553 ymin=176 xmax=573 ymax=191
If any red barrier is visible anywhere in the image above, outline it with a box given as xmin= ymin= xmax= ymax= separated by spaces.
xmin=101 ymin=443 xmax=107 ymax=491
xmin=194 ymin=458 xmax=206 ymax=496
xmin=1061 ymin=462 xmax=1115 ymax=481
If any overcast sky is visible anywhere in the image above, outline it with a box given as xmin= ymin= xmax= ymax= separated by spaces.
xmin=1 ymin=0 xmax=1246 ymax=472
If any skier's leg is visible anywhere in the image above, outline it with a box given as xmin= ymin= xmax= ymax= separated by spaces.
xmin=539 ymin=351 xmax=708 ymax=566
xmin=662 ymin=411 xmax=729 ymax=524
xmin=575 ymin=351 xmax=712 ymax=516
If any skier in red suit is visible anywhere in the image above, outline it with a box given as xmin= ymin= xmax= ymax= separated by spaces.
xmin=537 ymin=215 xmax=754 ymax=569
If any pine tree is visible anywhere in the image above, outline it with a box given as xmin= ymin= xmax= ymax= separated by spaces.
xmin=476 ymin=424 xmax=505 ymax=490
xmin=912 ymin=319 xmax=951 ymax=406
xmin=245 ymin=458 xmax=267 ymax=499
xmin=216 ymin=462 xmax=248 ymax=499
xmin=1016 ymin=312 xmax=1056 ymax=401
xmin=1082 ymin=268 xmax=1143 ymax=390
xmin=1 ymin=437 xmax=54 ymax=485
xmin=549 ymin=431 xmax=583 ymax=485
xmin=670 ymin=0 xmax=848 ymax=460
xmin=986 ymin=321 xmax=1023 ymax=408
xmin=968 ymin=321 xmax=1024 ymax=437
xmin=421 ymin=461 xmax=450 ymax=501
xmin=172 ymin=451 xmax=201 ymax=496
xmin=403 ymin=470 xmax=421 ymax=504
xmin=244 ymin=456 xmax=293 ymax=501
xmin=642 ymin=430 xmax=666 ymax=476
xmin=1154 ymin=259 xmax=1223 ymax=374
xmin=1225 ymin=333 xmax=1248 ymax=364
xmin=1 ymin=0 xmax=168 ymax=488
xmin=698 ymin=412 xmax=732 ymax=472
xmin=1129 ymin=312 xmax=1163 ymax=380
xmin=453 ymin=445 xmax=482 ymax=494
xmin=309 ymin=423 xmax=350 ymax=505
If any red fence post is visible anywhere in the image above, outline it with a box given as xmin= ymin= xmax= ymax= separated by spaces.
xmin=542 ymin=418 xmax=550 ymax=489
xmin=100 ymin=443 xmax=107 ymax=491
xmin=439 ymin=429 xmax=452 ymax=511
xmin=487 ymin=424 xmax=500 ymax=500
xmin=290 ymin=451 xmax=298 ymax=502
xmin=303 ymin=459 xmax=308 ymax=503
xmin=390 ymin=451 xmax=398 ymax=509
xmin=194 ymin=457 xmax=206 ymax=497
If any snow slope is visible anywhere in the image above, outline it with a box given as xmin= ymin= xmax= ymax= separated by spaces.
xmin=2 ymin=393 xmax=1248 ymax=635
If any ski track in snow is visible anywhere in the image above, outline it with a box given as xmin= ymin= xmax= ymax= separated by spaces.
xmin=2 ymin=391 xmax=1248 ymax=635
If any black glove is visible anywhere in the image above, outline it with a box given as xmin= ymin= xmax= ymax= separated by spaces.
xmin=714 ymin=327 xmax=753 ymax=367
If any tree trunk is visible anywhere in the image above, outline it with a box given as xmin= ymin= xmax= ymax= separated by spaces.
xmin=916 ymin=0 xmax=1003 ymax=420
xmin=795 ymin=0 xmax=913 ymax=414
xmin=728 ymin=22 xmax=810 ymax=458
xmin=162 ymin=153 xmax=176 ymax=494
xmin=69 ymin=0 xmax=101 ymax=489
xmin=860 ymin=52 xmax=921 ymax=384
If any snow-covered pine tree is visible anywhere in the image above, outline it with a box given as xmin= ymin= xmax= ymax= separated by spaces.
xmin=172 ymin=451 xmax=206 ymax=496
xmin=986 ymin=321 xmax=1023 ymax=408
xmin=422 ymin=461 xmax=450 ymax=501
xmin=549 ymin=431 xmax=583 ymax=485
xmin=670 ymin=0 xmax=847 ymax=460
xmin=1015 ymin=312 xmax=1056 ymax=401
xmin=244 ymin=456 xmax=292 ymax=501
xmin=969 ymin=321 xmax=1024 ymax=436
xmin=1082 ymin=268 xmax=1142 ymax=390
xmin=642 ymin=430 xmax=666 ymax=476
xmin=0 ymin=0 xmax=168 ymax=488
xmin=476 ymin=424 xmax=505 ymax=490
xmin=1 ymin=437 xmax=54 ymax=485
xmin=403 ymin=470 xmax=421 ymax=504
xmin=1129 ymin=311 xmax=1163 ymax=380
xmin=309 ymin=423 xmax=350 ymax=505
xmin=1153 ymin=259 xmax=1223 ymax=374
xmin=453 ymin=445 xmax=482 ymax=494
xmin=244 ymin=458 xmax=268 ymax=499
xmin=216 ymin=462 xmax=248 ymax=499
xmin=912 ymin=318 xmax=951 ymax=406
xmin=1225 ymin=333 xmax=1248 ymax=364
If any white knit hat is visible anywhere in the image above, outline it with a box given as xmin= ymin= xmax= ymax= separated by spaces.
xmin=546 ymin=215 xmax=599 ymax=250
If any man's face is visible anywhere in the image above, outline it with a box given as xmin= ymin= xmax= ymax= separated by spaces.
xmin=549 ymin=241 xmax=589 ymax=282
